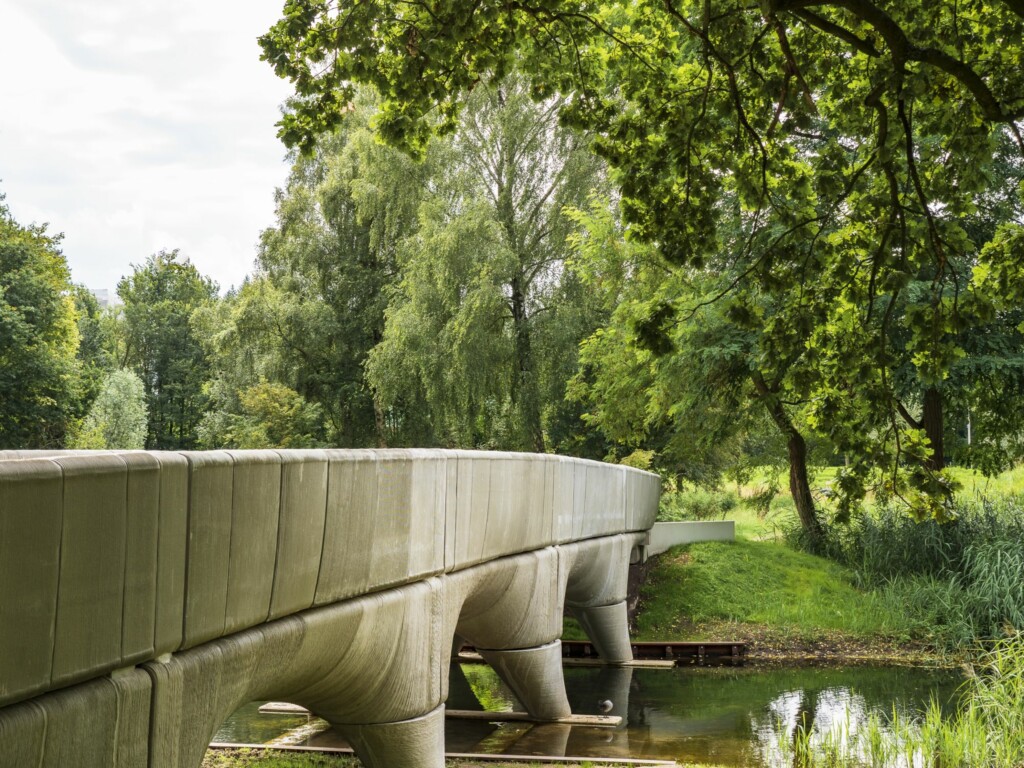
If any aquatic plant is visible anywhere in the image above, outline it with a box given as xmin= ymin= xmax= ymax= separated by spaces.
xmin=773 ymin=634 xmax=1024 ymax=767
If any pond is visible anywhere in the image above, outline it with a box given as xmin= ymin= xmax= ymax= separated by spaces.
xmin=213 ymin=663 xmax=963 ymax=766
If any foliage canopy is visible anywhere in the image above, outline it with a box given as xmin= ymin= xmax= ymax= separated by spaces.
xmin=0 ymin=196 xmax=82 ymax=448
xmin=118 ymin=250 xmax=218 ymax=449
xmin=262 ymin=0 xmax=1024 ymax=521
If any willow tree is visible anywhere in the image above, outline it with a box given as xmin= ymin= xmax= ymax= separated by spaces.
xmin=198 ymin=95 xmax=427 ymax=448
xmin=366 ymin=77 xmax=606 ymax=451
xmin=263 ymin=0 xmax=1024 ymax=524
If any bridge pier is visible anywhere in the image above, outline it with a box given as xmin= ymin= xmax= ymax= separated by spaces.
xmin=478 ymin=641 xmax=571 ymax=720
xmin=449 ymin=548 xmax=572 ymax=721
xmin=337 ymin=705 xmax=446 ymax=768
xmin=562 ymin=534 xmax=641 ymax=664
xmin=569 ymin=601 xmax=634 ymax=662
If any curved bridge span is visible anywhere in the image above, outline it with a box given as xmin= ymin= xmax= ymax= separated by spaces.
xmin=0 ymin=449 xmax=660 ymax=768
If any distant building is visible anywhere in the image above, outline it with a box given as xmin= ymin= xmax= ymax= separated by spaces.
xmin=89 ymin=288 xmax=120 ymax=308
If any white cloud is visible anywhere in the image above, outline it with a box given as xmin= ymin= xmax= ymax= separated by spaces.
xmin=0 ymin=0 xmax=294 ymax=293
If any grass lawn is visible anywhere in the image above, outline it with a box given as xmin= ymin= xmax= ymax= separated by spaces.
xmin=634 ymin=539 xmax=904 ymax=640
xmin=947 ymin=463 xmax=1024 ymax=497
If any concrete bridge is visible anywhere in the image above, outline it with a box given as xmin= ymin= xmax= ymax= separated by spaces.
xmin=0 ymin=449 xmax=660 ymax=768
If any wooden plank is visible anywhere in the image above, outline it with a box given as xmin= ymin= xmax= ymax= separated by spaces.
xmin=444 ymin=751 xmax=678 ymax=765
xmin=259 ymin=702 xmax=311 ymax=714
xmin=208 ymin=743 xmax=678 ymax=765
xmin=210 ymin=743 xmax=353 ymax=753
xmin=459 ymin=640 xmax=746 ymax=659
xmin=628 ymin=640 xmax=746 ymax=648
xmin=259 ymin=702 xmax=624 ymax=726
xmin=562 ymin=658 xmax=675 ymax=669
xmin=459 ymin=642 xmax=745 ymax=666
xmin=446 ymin=709 xmax=621 ymax=727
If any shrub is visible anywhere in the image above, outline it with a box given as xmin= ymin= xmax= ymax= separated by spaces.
xmin=72 ymin=369 xmax=148 ymax=449
xmin=658 ymin=487 xmax=739 ymax=521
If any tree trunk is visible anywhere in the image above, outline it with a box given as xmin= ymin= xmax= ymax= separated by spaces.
xmin=373 ymin=399 xmax=388 ymax=448
xmin=510 ymin=278 xmax=545 ymax=452
xmin=752 ymin=373 xmax=822 ymax=541
xmin=922 ymin=386 xmax=944 ymax=471
xmin=786 ymin=426 xmax=820 ymax=540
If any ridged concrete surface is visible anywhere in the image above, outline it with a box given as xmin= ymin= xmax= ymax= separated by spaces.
xmin=0 ymin=449 xmax=660 ymax=768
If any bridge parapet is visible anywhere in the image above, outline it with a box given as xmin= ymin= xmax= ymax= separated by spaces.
xmin=0 ymin=449 xmax=659 ymax=768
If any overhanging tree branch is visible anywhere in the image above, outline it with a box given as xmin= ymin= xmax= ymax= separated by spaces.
xmin=790 ymin=8 xmax=880 ymax=57
xmin=783 ymin=0 xmax=1024 ymax=122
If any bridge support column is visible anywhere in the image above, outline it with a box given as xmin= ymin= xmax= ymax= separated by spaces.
xmin=569 ymin=601 xmax=633 ymax=664
xmin=450 ymin=549 xmax=571 ymax=721
xmin=338 ymin=705 xmax=445 ymax=768
xmin=478 ymin=641 xmax=571 ymax=720
xmin=561 ymin=534 xmax=641 ymax=665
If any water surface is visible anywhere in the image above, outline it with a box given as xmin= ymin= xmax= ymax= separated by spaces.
xmin=214 ymin=663 xmax=963 ymax=766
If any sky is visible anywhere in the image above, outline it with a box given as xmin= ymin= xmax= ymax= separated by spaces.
xmin=0 ymin=0 xmax=295 ymax=294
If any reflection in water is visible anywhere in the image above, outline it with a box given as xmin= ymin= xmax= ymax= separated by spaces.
xmin=749 ymin=680 xmax=958 ymax=768
xmin=213 ymin=664 xmax=962 ymax=767
xmin=212 ymin=701 xmax=313 ymax=744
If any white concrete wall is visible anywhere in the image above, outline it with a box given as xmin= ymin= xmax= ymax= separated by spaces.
xmin=647 ymin=520 xmax=735 ymax=555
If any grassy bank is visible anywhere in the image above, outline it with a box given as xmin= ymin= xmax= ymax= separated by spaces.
xmin=634 ymin=489 xmax=921 ymax=661
xmin=635 ymin=465 xmax=1024 ymax=662
xmin=631 ymin=540 xmax=927 ymax=663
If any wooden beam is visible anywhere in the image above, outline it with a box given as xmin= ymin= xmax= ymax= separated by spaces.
xmin=446 ymin=709 xmax=622 ymax=727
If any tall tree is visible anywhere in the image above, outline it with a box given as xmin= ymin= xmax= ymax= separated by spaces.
xmin=262 ymin=0 xmax=1024 ymax=520
xmin=255 ymin=100 xmax=424 ymax=446
xmin=0 ymin=195 xmax=82 ymax=448
xmin=198 ymin=95 xmax=427 ymax=448
xmin=568 ymin=199 xmax=825 ymax=534
xmin=881 ymin=131 xmax=1024 ymax=475
xmin=118 ymin=250 xmax=218 ymax=449
xmin=69 ymin=284 xmax=117 ymax=422
xmin=366 ymin=76 xmax=606 ymax=450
